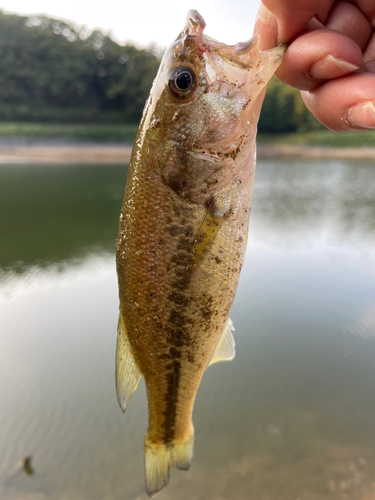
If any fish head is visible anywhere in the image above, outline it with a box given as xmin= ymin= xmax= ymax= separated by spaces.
xmin=143 ymin=10 xmax=285 ymax=203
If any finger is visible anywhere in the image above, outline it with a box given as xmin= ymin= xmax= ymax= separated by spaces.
xmin=257 ymin=0 xmax=335 ymax=43
xmin=276 ymin=29 xmax=362 ymax=91
xmin=325 ymin=1 xmax=372 ymax=50
xmin=302 ymin=73 xmax=375 ymax=131
xmin=364 ymin=33 xmax=375 ymax=72
xmin=254 ymin=3 xmax=279 ymax=50
xmin=348 ymin=0 xmax=375 ymax=26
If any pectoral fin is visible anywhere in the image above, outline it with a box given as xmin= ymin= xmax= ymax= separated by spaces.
xmin=115 ymin=314 xmax=142 ymax=412
xmin=209 ymin=318 xmax=236 ymax=365
xmin=189 ymin=211 xmax=224 ymax=271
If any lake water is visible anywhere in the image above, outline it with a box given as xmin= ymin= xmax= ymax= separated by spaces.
xmin=1 ymin=159 xmax=375 ymax=500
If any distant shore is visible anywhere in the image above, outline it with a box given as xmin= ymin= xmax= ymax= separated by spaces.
xmin=0 ymin=145 xmax=133 ymax=164
xmin=257 ymin=144 xmax=375 ymax=160
xmin=0 ymin=142 xmax=375 ymax=164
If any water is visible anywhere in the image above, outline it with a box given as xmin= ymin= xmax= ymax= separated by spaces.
xmin=1 ymin=160 xmax=375 ymax=500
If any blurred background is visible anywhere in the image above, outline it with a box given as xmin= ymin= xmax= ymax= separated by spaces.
xmin=0 ymin=0 xmax=343 ymax=138
xmin=1 ymin=2 xmax=375 ymax=500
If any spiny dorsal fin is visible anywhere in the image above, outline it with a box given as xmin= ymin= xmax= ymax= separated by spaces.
xmin=209 ymin=318 xmax=236 ymax=366
xmin=115 ymin=314 xmax=142 ymax=412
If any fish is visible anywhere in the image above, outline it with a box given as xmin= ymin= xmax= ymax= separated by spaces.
xmin=116 ymin=9 xmax=284 ymax=498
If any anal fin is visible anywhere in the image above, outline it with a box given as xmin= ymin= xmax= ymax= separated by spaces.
xmin=209 ymin=318 xmax=236 ymax=366
xmin=115 ymin=313 xmax=141 ymax=412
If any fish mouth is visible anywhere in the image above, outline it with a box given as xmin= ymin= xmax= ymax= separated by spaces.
xmin=183 ymin=10 xmax=285 ymax=70
xmin=186 ymin=9 xmax=206 ymax=32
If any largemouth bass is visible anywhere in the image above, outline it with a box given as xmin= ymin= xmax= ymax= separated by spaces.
xmin=116 ymin=10 xmax=284 ymax=497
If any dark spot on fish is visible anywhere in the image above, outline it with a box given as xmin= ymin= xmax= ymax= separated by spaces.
xmin=170 ymin=336 xmax=185 ymax=348
xmin=168 ymin=291 xmax=189 ymax=307
xmin=177 ymin=237 xmax=192 ymax=251
xmin=171 ymin=252 xmax=190 ymax=267
xmin=184 ymin=226 xmax=193 ymax=237
xmin=170 ymin=225 xmax=182 ymax=236
xmin=168 ymin=175 xmax=188 ymax=195
xmin=215 ymin=256 xmax=222 ymax=264
xmin=169 ymin=346 xmax=181 ymax=359
xmin=172 ymin=274 xmax=190 ymax=288
xmin=187 ymin=352 xmax=195 ymax=363
xmin=169 ymin=308 xmax=188 ymax=328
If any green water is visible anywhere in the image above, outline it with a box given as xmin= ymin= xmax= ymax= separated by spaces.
xmin=1 ymin=160 xmax=375 ymax=500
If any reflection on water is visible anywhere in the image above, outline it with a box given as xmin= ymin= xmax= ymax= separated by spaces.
xmin=1 ymin=160 xmax=375 ymax=500
xmin=0 ymin=164 xmax=126 ymax=270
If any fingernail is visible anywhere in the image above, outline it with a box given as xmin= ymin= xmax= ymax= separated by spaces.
xmin=309 ymin=55 xmax=359 ymax=80
xmin=345 ymin=101 xmax=375 ymax=129
xmin=255 ymin=3 xmax=278 ymax=49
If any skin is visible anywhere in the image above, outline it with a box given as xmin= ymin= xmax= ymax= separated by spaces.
xmin=116 ymin=11 xmax=283 ymax=463
xmin=255 ymin=0 xmax=375 ymax=132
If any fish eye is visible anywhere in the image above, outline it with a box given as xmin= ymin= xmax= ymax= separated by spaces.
xmin=168 ymin=66 xmax=197 ymax=99
xmin=176 ymin=71 xmax=191 ymax=90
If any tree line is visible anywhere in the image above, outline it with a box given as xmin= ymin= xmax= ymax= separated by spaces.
xmin=0 ymin=10 xmax=320 ymax=133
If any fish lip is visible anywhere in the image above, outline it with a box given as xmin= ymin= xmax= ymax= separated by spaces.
xmin=186 ymin=9 xmax=206 ymax=31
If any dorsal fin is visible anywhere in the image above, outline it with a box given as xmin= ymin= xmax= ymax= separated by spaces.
xmin=209 ymin=318 xmax=235 ymax=365
xmin=115 ymin=314 xmax=142 ymax=412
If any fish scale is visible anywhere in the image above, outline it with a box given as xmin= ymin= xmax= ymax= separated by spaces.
xmin=116 ymin=9 xmax=284 ymax=497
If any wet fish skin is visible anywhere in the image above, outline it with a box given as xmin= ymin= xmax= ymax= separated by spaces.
xmin=116 ymin=9 xmax=284 ymax=497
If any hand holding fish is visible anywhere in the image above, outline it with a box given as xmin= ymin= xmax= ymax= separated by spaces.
xmin=255 ymin=0 xmax=375 ymax=132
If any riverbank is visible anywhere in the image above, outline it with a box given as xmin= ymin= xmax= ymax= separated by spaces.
xmin=0 ymin=145 xmax=132 ymax=164
xmin=257 ymin=144 xmax=375 ymax=160
xmin=0 ymin=124 xmax=374 ymax=163
xmin=0 ymin=143 xmax=375 ymax=164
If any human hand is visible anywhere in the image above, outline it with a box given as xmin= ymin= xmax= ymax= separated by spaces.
xmin=255 ymin=0 xmax=375 ymax=131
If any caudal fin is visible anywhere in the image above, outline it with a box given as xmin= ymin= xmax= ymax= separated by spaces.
xmin=144 ymin=426 xmax=194 ymax=498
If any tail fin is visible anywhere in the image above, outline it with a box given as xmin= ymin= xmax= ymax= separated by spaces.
xmin=144 ymin=426 xmax=194 ymax=498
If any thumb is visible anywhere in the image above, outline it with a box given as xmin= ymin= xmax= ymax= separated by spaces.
xmin=256 ymin=0 xmax=328 ymax=44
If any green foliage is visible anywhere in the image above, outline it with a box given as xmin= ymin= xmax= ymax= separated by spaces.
xmin=259 ymin=77 xmax=324 ymax=134
xmin=0 ymin=11 xmax=160 ymax=123
xmin=0 ymin=10 xmax=341 ymax=135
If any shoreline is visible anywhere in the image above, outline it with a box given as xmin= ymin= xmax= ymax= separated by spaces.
xmin=257 ymin=144 xmax=375 ymax=160
xmin=0 ymin=143 xmax=374 ymax=164
xmin=0 ymin=145 xmax=132 ymax=164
